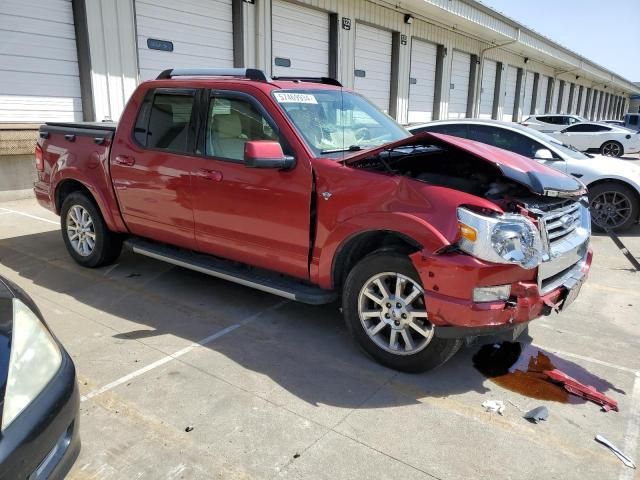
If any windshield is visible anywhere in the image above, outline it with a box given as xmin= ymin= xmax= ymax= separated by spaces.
xmin=522 ymin=126 xmax=591 ymax=160
xmin=272 ymin=89 xmax=410 ymax=156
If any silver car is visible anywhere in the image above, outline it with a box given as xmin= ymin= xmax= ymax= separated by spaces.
xmin=522 ymin=114 xmax=587 ymax=133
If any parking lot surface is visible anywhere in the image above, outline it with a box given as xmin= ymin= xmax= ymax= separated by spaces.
xmin=1 ymin=194 xmax=639 ymax=480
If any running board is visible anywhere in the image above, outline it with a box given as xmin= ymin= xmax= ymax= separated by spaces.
xmin=124 ymin=238 xmax=336 ymax=305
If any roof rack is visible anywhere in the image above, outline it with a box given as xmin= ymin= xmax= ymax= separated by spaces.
xmin=271 ymin=76 xmax=342 ymax=87
xmin=156 ymin=68 xmax=269 ymax=82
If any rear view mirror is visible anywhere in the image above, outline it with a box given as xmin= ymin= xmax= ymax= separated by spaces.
xmin=534 ymin=148 xmax=554 ymax=160
xmin=244 ymin=141 xmax=295 ymax=170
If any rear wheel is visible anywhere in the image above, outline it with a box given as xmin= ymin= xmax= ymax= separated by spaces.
xmin=60 ymin=192 xmax=122 ymax=267
xmin=589 ymin=182 xmax=639 ymax=232
xmin=600 ymin=141 xmax=623 ymax=157
xmin=342 ymin=252 xmax=462 ymax=373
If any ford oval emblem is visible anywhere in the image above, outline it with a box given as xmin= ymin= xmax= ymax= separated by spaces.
xmin=560 ymin=214 xmax=574 ymax=229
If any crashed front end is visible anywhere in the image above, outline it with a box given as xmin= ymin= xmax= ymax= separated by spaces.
xmin=411 ymin=196 xmax=592 ymax=340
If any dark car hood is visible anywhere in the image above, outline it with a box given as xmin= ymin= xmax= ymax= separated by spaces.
xmin=341 ymin=131 xmax=586 ymax=197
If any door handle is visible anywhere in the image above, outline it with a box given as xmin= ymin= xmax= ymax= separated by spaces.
xmin=114 ymin=155 xmax=136 ymax=166
xmin=198 ymin=168 xmax=222 ymax=181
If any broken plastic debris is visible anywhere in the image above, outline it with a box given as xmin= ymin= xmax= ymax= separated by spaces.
xmin=544 ymin=369 xmax=618 ymax=412
xmin=595 ymin=435 xmax=636 ymax=469
xmin=185 ymin=426 xmax=194 ymax=433
xmin=524 ymin=406 xmax=549 ymax=423
xmin=482 ymin=400 xmax=505 ymax=415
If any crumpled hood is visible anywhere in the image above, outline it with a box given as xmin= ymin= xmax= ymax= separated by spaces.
xmin=342 ymin=131 xmax=586 ymax=197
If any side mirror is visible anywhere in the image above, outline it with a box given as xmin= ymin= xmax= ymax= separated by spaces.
xmin=244 ymin=141 xmax=295 ymax=170
xmin=534 ymin=149 xmax=555 ymax=160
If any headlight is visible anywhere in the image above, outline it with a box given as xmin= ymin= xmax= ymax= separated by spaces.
xmin=457 ymin=207 xmax=543 ymax=269
xmin=2 ymin=299 xmax=62 ymax=431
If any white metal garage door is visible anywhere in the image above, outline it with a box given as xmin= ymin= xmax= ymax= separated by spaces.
xmin=478 ymin=59 xmax=497 ymax=119
xmin=0 ymin=0 xmax=82 ymax=122
xmin=560 ymin=83 xmax=570 ymax=113
xmin=448 ymin=50 xmax=470 ymax=119
xmin=571 ymin=85 xmax=579 ymax=114
xmin=522 ymin=71 xmax=535 ymax=117
xmin=537 ymin=75 xmax=549 ymax=114
xmin=354 ymin=23 xmax=392 ymax=112
xmin=272 ymin=1 xmax=329 ymax=77
xmin=136 ymin=0 xmax=234 ymax=81
xmin=408 ymin=39 xmax=437 ymax=123
xmin=502 ymin=65 xmax=518 ymax=121
xmin=551 ymin=81 xmax=560 ymax=113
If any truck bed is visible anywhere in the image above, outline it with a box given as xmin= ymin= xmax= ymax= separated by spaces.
xmin=40 ymin=121 xmax=117 ymax=142
xmin=44 ymin=121 xmax=117 ymax=131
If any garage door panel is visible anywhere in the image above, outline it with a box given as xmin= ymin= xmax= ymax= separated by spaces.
xmin=522 ymin=71 xmax=534 ymax=116
xmin=537 ymin=75 xmax=548 ymax=114
xmin=479 ymin=59 xmax=496 ymax=119
xmin=355 ymin=24 xmax=392 ymax=112
xmin=0 ymin=13 xmax=76 ymax=39
xmin=136 ymin=0 xmax=234 ymax=81
xmin=272 ymin=0 xmax=329 ymax=77
xmin=502 ymin=65 xmax=518 ymax=121
xmin=448 ymin=50 xmax=470 ymax=119
xmin=0 ymin=31 xmax=78 ymax=62
xmin=0 ymin=0 xmax=81 ymax=122
xmin=0 ymin=0 xmax=74 ymax=24
xmin=408 ymin=39 xmax=437 ymax=123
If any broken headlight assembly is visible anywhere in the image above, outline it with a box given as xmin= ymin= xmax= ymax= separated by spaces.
xmin=1 ymin=299 xmax=62 ymax=431
xmin=456 ymin=207 xmax=543 ymax=269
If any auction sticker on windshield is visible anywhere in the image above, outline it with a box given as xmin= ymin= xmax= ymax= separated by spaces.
xmin=273 ymin=92 xmax=318 ymax=104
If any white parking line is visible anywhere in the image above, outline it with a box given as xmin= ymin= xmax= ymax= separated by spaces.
xmin=81 ymin=300 xmax=289 ymax=402
xmin=620 ymin=373 xmax=640 ymax=480
xmin=534 ymin=343 xmax=639 ymax=375
xmin=0 ymin=207 xmax=59 ymax=225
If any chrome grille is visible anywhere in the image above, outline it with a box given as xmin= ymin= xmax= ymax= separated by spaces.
xmin=541 ymin=202 xmax=581 ymax=246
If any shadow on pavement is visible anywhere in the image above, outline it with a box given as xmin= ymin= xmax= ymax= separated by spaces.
xmin=0 ymin=229 xmax=624 ymax=410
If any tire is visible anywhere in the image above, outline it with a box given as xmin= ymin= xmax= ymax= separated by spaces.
xmin=60 ymin=192 xmax=123 ymax=267
xmin=600 ymin=140 xmax=624 ymax=157
xmin=342 ymin=251 xmax=462 ymax=373
xmin=589 ymin=182 xmax=639 ymax=232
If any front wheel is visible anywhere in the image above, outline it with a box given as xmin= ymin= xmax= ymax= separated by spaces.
xmin=589 ymin=182 xmax=639 ymax=232
xmin=60 ymin=192 xmax=123 ymax=267
xmin=342 ymin=252 xmax=462 ymax=373
xmin=600 ymin=140 xmax=623 ymax=157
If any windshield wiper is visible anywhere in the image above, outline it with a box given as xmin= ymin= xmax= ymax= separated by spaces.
xmin=320 ymin=145 xmax=363 ymax=154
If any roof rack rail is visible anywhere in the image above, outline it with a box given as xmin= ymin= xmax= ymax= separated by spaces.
xmin=271 ymin=76 xmax=342 ymax=87
xmin=156 ymin=68 xmax=269 ymax=82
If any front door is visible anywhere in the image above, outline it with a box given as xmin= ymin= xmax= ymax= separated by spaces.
xmin=191 ymin=90 xmax=313 ymax=279
xmin=110 ymin=88 xmax=200 ymax=249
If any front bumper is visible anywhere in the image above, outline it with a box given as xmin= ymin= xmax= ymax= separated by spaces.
xmin=410 ymin=247 xmax=592 ymax=338
xmin=0 ymin=351 xmax=80 ymax=480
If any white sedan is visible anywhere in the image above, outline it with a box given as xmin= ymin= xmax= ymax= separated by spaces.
xmin=409 ymin=119 xmax=640 ymax=231
xmin=546 ymin=121 xmax=640 ymax=157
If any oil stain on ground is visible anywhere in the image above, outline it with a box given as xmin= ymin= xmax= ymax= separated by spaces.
xmin=472 ymin=342 xmax=623 ymax=404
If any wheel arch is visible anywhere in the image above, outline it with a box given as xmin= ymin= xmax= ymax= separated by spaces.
xmin=587 ymin=177 xmax=640 ymax=201
xmin=331 ymin=230 xmax=423 ymax=291
xmin=55 ymin=179 xmax=94 ymax=213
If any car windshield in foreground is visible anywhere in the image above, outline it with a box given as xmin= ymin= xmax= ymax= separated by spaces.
xmin=521 ymin=126 xmax=591 ymax=160
xmin=271 ymin=90 xmax=410 ymax=157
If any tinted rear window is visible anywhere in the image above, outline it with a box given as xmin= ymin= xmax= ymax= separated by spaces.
xmin=145 ymin=91 xmax=195 ymax=152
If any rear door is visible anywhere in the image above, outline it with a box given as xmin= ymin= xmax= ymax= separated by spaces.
xmin=191 ymin=88 xmax=313 ymax=279
xmin=408 ymin=39 xmax=437 ymax=123
xmin=448 ymin=51 xmax=470 ymax=119
xmin=272 ymin=1 xmax=330 ymax=77
xmin=110 ymin=88 xmax=200 ymax=249
xmin=354 ymin=24 xmax=392 ymax=112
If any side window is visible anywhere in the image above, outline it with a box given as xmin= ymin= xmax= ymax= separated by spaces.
xmin=145 ymin=90 xmax=196 ymax=152
xmin=133 ymin=92 xmax=153 ymax=145
xmin=467 ymin=125 xmax=543 ymax=158
xmin=568 ymin=117 xmax=579 ymax=124
xmin=629 ymin=115 xmax=639 ymax=126
xmin=206 ymin=96 xmax=279 ymax=161
xmin=538 ymin=116 xmax=555 ymax=124
xmin=424 ymin=123 xmax=468 ymax=138
xmin=564 ymin=124 xmax=590 ymax=132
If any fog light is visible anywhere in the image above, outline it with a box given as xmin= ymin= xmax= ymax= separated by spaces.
xmin=473 ymin=285 xmax=511 ymax=302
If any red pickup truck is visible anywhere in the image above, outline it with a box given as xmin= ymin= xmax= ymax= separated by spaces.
xmin=34 ymin=68 xmax=592 ymax=372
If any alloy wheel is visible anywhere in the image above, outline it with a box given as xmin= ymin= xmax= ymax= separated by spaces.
xmin=357 ymin=272 xmax=433 ymax=355
xmin=66 ymin=205 xmax=96 ymax=256
xmin=590 ymin=190 xmax=632 ymax=229
xmin=602 ymin=142 xmax=622 ymax=157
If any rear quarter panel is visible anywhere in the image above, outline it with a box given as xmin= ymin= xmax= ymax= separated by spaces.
xmin=35 ymin=130 xmax=127 ymax=232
